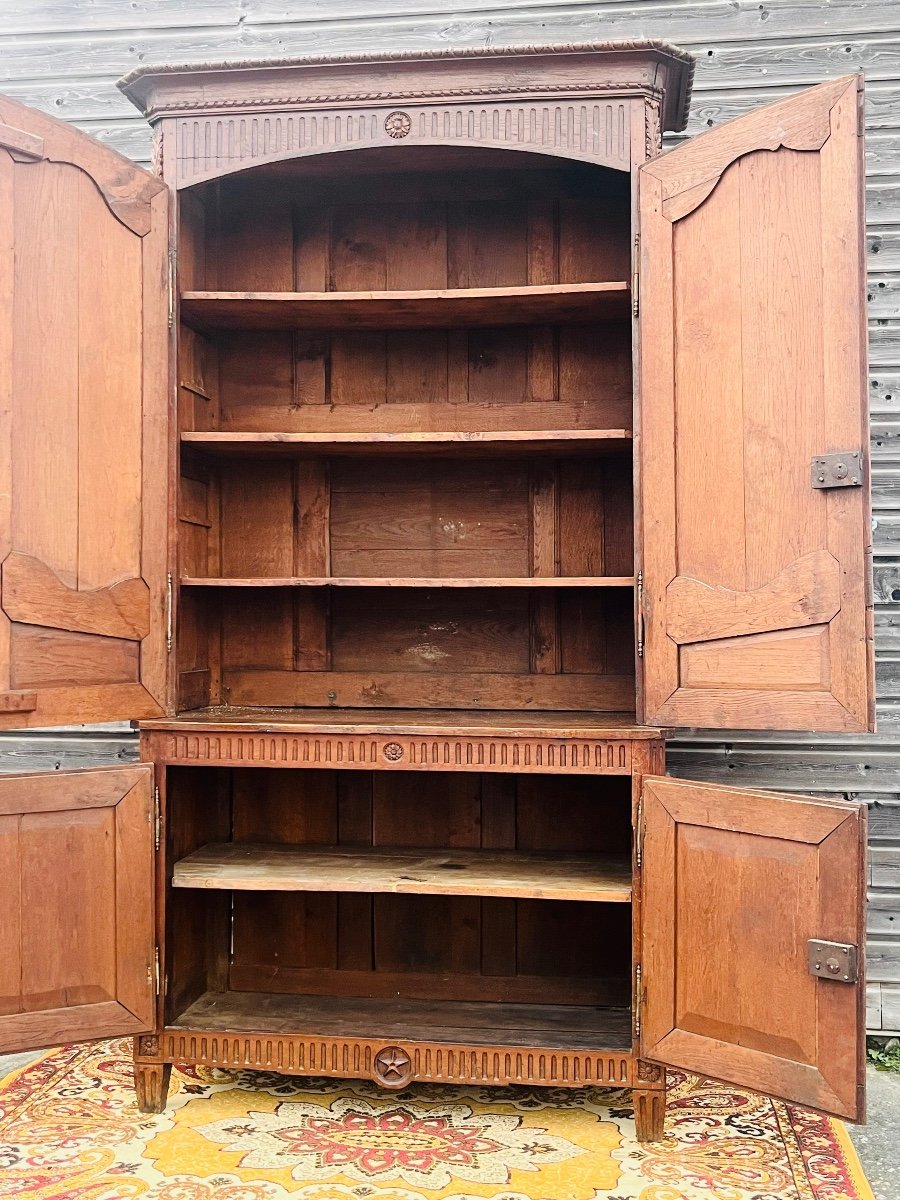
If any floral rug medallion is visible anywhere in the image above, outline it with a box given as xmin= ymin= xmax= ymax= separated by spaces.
xmin=0 ymin=1038 xmax=874 ymax=1200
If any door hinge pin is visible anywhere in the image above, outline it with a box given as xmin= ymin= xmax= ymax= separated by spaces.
xmin=631 ymin=235 xmax=640 ymax=318
xmin=165 ymin=573 xmax=173 ymax=653
xmin=636 ymin=571 xmax=645 ymax=659
xmin=634 ymin=963 xmax=642 ymax=1039
xmin=148 ymin=947 xmax=161 ymax=996
xmin=153 ymin=785 xmax=161 ymax=852
xmin=635 ymin=793 xmax=644 ymax=869
xmin=167 ymin=248 xmax=176 ymax=329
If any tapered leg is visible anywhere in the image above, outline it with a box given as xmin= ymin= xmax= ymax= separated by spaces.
xmin=633 ymin=1086 xmax=666 ymax=1142
xmin=134 ymin=1061 xmax=172 ymax=1114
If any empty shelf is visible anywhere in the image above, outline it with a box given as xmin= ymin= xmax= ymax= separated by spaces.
xmin=172 ymin=843 xmax=633 ymax=902
xmin=169 ymin=990 xmax=632 ymax=1050
xmin=181 ymin=429 xmax=633 ymax=456
xmin=179 ymin=576 xmax=635 ymax=588
xmin=180 ymin=282 xmax=630 ymax=331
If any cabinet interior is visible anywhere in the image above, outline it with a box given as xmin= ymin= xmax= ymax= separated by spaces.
xmin=175 ymin=147 xmax=637 ymax=715
xmin=165 ymin=766 xmax=633 ymax=1045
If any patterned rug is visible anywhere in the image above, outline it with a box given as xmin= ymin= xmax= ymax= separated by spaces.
xmin=0 ymin=1038 xmax=873 ymax=1200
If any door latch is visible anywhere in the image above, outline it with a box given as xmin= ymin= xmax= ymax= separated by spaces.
xmin=808 ymin=939 xmax=858 ymax=983
xmin=810 ymin=451 xmax=864 ymax=489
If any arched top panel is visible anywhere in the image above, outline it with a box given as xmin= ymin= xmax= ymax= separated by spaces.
xmin=167 ymin=98 xmax=637 ymax=189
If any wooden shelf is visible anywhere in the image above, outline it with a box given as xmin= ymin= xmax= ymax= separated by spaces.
xmin=140 ymin=707 xmax=661 ymax=739
xmin=169 ymin=990 xmax=632 ymax=1050
xmin=181 ymin=429 xmax=633 ymax=457
xmin=180 ymin=282 xmax=630 ymax=331
xmin=179 ymin=576 xmax=635 ymax=588
xmin=172 ymin=843 xmax=633 ymax=902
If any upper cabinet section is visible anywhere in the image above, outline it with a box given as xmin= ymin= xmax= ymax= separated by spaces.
xmin=639 ymin=77 xmax=873 ymax=732
xmin=118 ymin=41 xmax=694 ymax=186
xmin=0 ymin=96 xmax=170 ymax=729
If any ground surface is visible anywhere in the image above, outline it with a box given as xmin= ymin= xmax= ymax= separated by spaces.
xmin=0 ymin=1052 xmax=894 ymax=1198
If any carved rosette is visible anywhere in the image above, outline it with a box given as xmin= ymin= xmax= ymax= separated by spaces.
xmin=637 ymin=1060 xmax=663 ymax=1083
xmin=136 ymin=1034 xmax=160 ymax=1057
xmin=373 ymin=1045 xmax=413 ymax=1088
xmin=384 ymin=111 xmax=412 ymax=139
xmin=382 ymin=741 xmax=404 ymax=762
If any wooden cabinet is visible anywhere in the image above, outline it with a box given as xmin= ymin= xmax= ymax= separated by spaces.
xmin=0 ymin=42 xmax=872 ymax=1140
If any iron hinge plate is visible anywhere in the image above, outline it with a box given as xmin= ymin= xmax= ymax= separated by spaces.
xmin=808 ymin=939 xmax=858 ymax=983
xmin=636 ymin=571 xmax=644 ymax=659
xmin=635 ymin=792 xmax=644 ymax=869
xmin=811 ymin=450 xmax=865 ymax=490
xmin=148 ymin=947 xmax=161 ymax=997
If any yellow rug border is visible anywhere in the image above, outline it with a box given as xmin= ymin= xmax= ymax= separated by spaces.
xmin=832 ymin=1113 xmax=877 ymax=1200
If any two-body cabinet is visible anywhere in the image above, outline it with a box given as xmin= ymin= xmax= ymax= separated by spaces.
xmin=0 ymin=41 xmax=873 ymax=1140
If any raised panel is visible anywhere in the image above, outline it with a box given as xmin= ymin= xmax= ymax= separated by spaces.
xmin=641 ymin=775 xmax=866 ymax=1121
xmin=0 ymin=765 xmax=156 ymax=1053
xmin=640 ymin=77 xmax=873 ymax=731
xmin=0 ymin=93 xmax=169 ymax=728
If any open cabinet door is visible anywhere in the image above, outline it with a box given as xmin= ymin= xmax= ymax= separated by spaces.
xmin=640 ymin=776 xmax=866 ymax=1121
xmin=0 ymin=95 xmax=169 ymax=728
xmin=0 ymin=765 xmax=156 ymax=1053
xmin=639 ymin=76 xmax=872 ymax=731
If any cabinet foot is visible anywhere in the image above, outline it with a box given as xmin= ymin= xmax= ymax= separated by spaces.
xmin=633 ymin=1087 xmax=666 ymax=1142
xmin=134 ymin=1061 xmax=172 ymax=1114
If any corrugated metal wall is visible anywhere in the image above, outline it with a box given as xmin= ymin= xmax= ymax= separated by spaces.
xmin=2 ymin=0 xmax=899 ymax=1033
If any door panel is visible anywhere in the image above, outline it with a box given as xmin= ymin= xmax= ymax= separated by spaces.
xmin=0 ymin=94 xmax=169 ymax=728
xmin=639 ymin=76 xmax=872 ymax=731
xmin=0 ymin=765 xmax=156 ymax=1053
xmin=641 ymin=775 xmax=865 ymax=1121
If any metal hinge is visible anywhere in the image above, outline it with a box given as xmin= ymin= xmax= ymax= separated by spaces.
xmin=631 ymin=235 xmax=640 ymax=318
xmin=149 ymin=947 xmax=161 ymax=997
xmin=865 ymin=543 xmax=874 ymax=610
xmin=165 ymin=573 xmax=173 ymax=653
xmin=635 ymin=791 xmax=644 ymax=868
xmin=810 ymin=450 xmax=865 ymax=490
xmin=858 ymin=84 xmax=866 ymax=137
xmin=634 ymin=964 xmax=643 ymax=1039
xmin=153 ymin=785 xmax=161 ymax=852
xmin=636 ymin=571 xmax=645 ymax=659
xmin=808 ymin=939 xmax=858 ymax=983
xmin=167 ymin=248 xmax=176 ymax=329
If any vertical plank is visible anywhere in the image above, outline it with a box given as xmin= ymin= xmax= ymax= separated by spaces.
xmin=78 ymin=171 xmax=143 ymax=590
xmin=337 ymin=773 xmax=374 ymax=972
xmin=527 ymin=199 xmax=558 ymax=403
xmin=480 ymin=775 xmax=517 ymax=978
xmin=294 ymin=458 xmax=330 ymax=670
xmin=0 ymin=815 xmax=20 ymax=1015
xmin=12 ymin=159 xmax=79 ymax=588
xmin=529 ymin=464 xmax=559 ymax=674
xmin=0 ymin=153 xmax=13 ymax=694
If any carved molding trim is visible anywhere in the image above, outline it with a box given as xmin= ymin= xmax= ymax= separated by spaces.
xmin=644 ymin=92 xmax=662 ymax=162
xmin=148 ymin=731 xmax=633 ymax=774
xmin=160 ymin=1029 xmax=634 ymax=1087
xmin=173 ymin=99 xmax=632 ymax=186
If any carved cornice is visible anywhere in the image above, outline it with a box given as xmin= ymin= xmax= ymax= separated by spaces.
xmin=119 ymin=40 xmax=694 ymax=133
xmin=160 ymin=1028 xmax=634 ymax=1087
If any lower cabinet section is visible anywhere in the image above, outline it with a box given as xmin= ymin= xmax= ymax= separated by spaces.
xmin=138 ymin=737 xmax=669 ymax=1140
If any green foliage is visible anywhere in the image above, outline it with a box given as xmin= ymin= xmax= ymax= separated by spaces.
xmin=867 ymin=1039 xmax=900 ymax=1072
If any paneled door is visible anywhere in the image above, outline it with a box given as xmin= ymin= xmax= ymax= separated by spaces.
xmin=0 ymin=766 xmax=156 ymax=1053
xmin=640 ymin=775 xmax=866 ymax=1121
xmin=0 ymin=95 xmax=170 ymax=728
xmin=639 ymin=76 xmax=872 ymax=731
